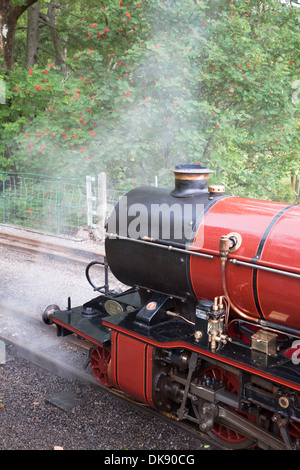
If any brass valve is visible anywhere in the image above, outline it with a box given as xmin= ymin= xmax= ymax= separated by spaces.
xmin=208 ymin=296 xmax=231 ymax=352
xmin=219 ymin=236 xmax=230 ymax=261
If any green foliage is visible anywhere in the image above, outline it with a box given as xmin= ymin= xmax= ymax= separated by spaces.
xmin=201 ymin=0 xmax=300 ymax=199
xmin=0 ymin=0 xmax=299 ymax=201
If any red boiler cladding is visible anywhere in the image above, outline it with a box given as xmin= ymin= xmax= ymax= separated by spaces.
xmin=190 ymin=196 xmax=300 ymax=331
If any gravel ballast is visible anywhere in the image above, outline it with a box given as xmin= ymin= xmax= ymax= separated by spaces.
xmin=0 ymin=225 xmax=209 ymax=451
xmin=1 ymin=345 xmax=202 ymax=451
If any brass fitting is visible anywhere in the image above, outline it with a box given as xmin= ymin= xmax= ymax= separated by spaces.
xmin=219 ymin=236 xmax=230 ymax=261
xmin=208 ymin=296 xmax=231 ymax=352
xmin=219 ymin=234 xmax=259 ymax=325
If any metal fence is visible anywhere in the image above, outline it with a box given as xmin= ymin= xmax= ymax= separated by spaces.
xmin=0 ymin=172 xmax=89 ymax=236
xmin=0 ymin=172 xmax=150 ymax=238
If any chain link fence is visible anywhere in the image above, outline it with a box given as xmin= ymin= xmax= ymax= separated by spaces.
xmin=0 ymin=173 xmax=88 ymax=235
xmin=0 ymin=172 xmax=155 ymax=238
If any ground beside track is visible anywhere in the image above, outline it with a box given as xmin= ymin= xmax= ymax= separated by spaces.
xmin=0 ymin=225 xmax=212 ymax=451
xmin=1 ymin=344 xmax=205 ymax=451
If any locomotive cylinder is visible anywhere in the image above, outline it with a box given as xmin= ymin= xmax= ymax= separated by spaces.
xmin=105 ymin=165 xmax=300 ymax=332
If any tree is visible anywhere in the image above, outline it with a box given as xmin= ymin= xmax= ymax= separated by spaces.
xmin=83 ymin=0 xmax=299 ymax=199
xmin=1 ymin=0 xmax=299 ymax=202
xmin=26 ymin=2 xmax=39 ymax=68
xmin=0 ymin=0 xmax=38 ymax=70
xmin=197 ymin=0 xmax=300 ymax=199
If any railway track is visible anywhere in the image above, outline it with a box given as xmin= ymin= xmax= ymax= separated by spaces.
xmin=0 ymin=301 xmax=221 ymax=450
xmin=0 ymin=301 xmax=96 ymax=382
xmin=0 ymin=230 xmax=104 ymax=265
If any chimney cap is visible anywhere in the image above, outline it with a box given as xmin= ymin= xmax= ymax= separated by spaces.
xmin=172 ymin=164 xmax=214 ymax=177
xmin=171 ymin=164 xmax=214 ymax=197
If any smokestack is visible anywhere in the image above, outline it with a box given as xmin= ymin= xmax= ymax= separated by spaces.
xmin=171 ymin=164 xmax=213 ymax=197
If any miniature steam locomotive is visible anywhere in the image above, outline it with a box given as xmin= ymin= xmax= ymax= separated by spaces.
xmin=43 ymin=165 xmax=300 ymax=450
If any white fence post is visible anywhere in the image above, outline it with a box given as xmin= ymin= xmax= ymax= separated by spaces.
xmin=86 ymin=173 xmax=107 ymax=240
xmin=86 ymin=175 xmax=96 ymax=229
xmin=97 ymin=172 xmax=107 ymax=241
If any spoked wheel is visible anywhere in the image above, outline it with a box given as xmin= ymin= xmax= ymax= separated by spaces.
xmin=289 ymin=420 xmax=300 ymax=439
xmin=90 ymin=346 xmax=112 ymax=387
xmin=196 ymin=365 xmax=256 ymax=449
xmin=283 ymin=420 xmax=300 ymax=448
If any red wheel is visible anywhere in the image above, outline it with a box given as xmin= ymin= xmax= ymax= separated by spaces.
xmin=288 ymin=421 xmax=300 ymax=440
xmin=198 ymin=366 xmax=256 ymax=449
xmin=90 ymin=346 xmax=112 ymax=387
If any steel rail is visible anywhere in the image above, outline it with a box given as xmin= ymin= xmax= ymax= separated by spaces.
xmin=0 ymin=231 xmax=104 ymax=265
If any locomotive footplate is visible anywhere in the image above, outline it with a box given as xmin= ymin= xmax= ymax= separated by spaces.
xmin=49 ymin=303 xmax=111 ymax=347
xmin=46 ymin=289 xmax=300 ymax=393
xmin=101 ymin=304 xmax=300 ymax=394
xmin=47 ymin=288 xmax=143 ymax=347
xmin=48 ymin=290 xmax=194 ymax=346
